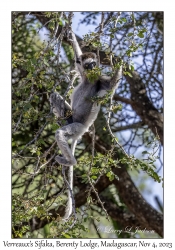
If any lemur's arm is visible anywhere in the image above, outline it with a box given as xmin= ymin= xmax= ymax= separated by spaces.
xmin=71 ymin=31 xmax=82 ymax=59
xmin=98 ymin=65 xmax=122 ymax=97
xmin=110 ymin=65 xmax=123 ymax=91
xmin=70 ymin=31 xmax=85 ymax=77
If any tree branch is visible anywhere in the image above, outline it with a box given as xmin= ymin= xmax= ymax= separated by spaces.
xmin=125 ymin=71 xmax=163 ymax=145
xmin=112 ymin=121 xmax=144 ymax=132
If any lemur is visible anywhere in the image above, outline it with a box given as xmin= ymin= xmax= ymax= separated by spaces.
xmin=50 ymin=30 xmax=122 ymax=219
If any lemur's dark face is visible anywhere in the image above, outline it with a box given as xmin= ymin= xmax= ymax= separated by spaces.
xmin=76 ymin=52 xmax=97 ymax=70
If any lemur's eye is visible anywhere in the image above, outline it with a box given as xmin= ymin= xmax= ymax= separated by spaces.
xmin=76 ymin=58 xmax=81 ymax=64
xmin=84 ymin=62 xmax=96 ymax=70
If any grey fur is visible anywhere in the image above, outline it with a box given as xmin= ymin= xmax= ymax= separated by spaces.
xmin=50 ymin=53 xmax=122 ymax=166
xmin=50 ymin=92 xmax=71 ymax=119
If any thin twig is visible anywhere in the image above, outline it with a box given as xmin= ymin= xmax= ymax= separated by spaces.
xmin=63 ymin=72 xmax=79 ymax=98
xmin=96 ymin=12 xmax=105 ymax=67
xmin=34 ymin=153 xmax=56 ymax=175
xmin=106 ymin=100 xmax=129 ymax=158
xmin=87 ymin=125 xmax=109 ymax=221
xmin=43 ymin=141 xmax=57 ymax=158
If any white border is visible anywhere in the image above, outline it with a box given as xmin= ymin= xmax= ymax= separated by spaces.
xmin=0 ymin=1 xmax=174 ymax=248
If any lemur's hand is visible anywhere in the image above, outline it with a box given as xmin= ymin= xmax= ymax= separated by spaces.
xmin=66 ymin=29 xmax=74 ymax=43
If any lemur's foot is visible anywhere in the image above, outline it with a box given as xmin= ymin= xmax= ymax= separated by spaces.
xmin=55 ymin=155 xmax=77 ymax=166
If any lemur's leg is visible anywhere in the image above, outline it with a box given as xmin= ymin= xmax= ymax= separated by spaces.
xmin=50 ymin=92 xmax=71 ymax=119
xmin=55 ymin=123 xmax=87 ymax=166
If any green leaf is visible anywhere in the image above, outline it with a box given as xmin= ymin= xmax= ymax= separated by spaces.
xmin=23 ymin=103 xmax=32 ymax=111
xmin=62 ymin=233 xmax=71 ymax=238
xmin=130 ymin=65 xmax=134 ymax=71
xmin=52 ymin=123 xmax=60 ymax=130
xmin=127 ymin=33 xmax=134 ymax=37
xmin=43 ymin=59 xmax=49 ymax=66
xmin=91 ymin=175 xmax=97 ymax=180
xmin=141 ymin=28 xmax=147 ymax=33
xmin=124 ymin=71 xmax=132 ymax=77
xmin=137 ymin=32 xmax=144 ymax=38
xmin=142 ymin=151 xmax=148 ymax=155
xmin=30 ymin=148 xmax=37 ymax=154
xmin=106 ymin=171 xmax=115 ymax=181
xmin=129 ymin=64 xmax=135 ymax=71
xmin=126 ymin=50 xmax=132 ymax=57
xmin=121 ymin=18 xmax=127 ymax=22
xmin=36 ymin=150 xmax=41 ymax=156
xmin=79 ymin=224 xmax=86 ymax=231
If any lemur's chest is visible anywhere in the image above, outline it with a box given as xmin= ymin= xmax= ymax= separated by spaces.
xmin=71 ymin=81 xmax=98 ymax=107
xmin=70 ymin=81 xmax=101 ymax=126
